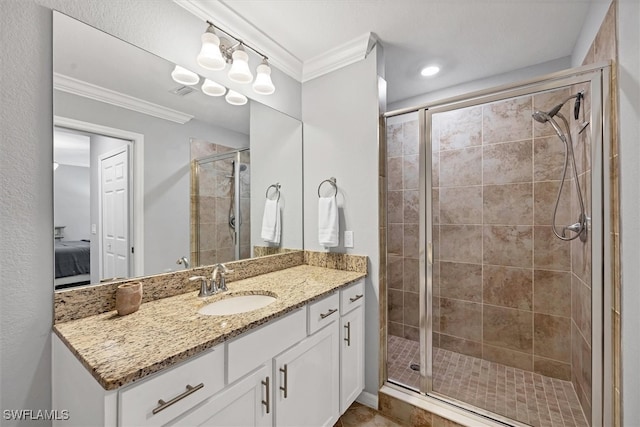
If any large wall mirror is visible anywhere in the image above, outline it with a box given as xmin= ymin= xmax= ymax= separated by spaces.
xmin=53 ymin=12 xmax=303 ymax=290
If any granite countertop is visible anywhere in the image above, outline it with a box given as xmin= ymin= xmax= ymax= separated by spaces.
xmin=53 ymin=265 xmax=366 ymax=391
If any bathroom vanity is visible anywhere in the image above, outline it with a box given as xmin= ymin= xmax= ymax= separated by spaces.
xmin=52 ymin=258 xmax=365 ymax=427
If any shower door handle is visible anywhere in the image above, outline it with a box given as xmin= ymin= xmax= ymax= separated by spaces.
xmin=427 ymin=241 xmax=433 ymax=265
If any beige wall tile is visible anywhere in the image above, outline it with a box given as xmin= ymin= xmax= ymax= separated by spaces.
xmin=404 ymin=190 xmax=420 ymax=223
xmin=388 ymin=191 xmax=404 ymax=223
xmin=440 ymin=186 xmax=483 ymax=224
xmin=483 ymin=96 xmax=533 ymax=144
xmin=388 ymin=289 xmax=404 ymax=324
xmin=404 ymin=326 xmax=420 ymax=342
xmin=388 ymin=223 xmax=403 ymax=257
xmin=439 ymin=298 xmax=482 ymax=342
xmin=483 ymin=344 xmax=533 ymax=371
xmin=403 ymin=121 xmax=419 ymax=155
xmin=534 ymin=181 xmax=572 ymax=226
xmin=404 ymin=258 xmax=420 ymax=293
xmin=532 ymin=87 xmax=572 ymax=138
xmin=534 ymin=226 xmax=571 ymax=270
xmin=439 ymin=147 xmax=482 ymax=187
xmin=438 ymin=105 xmax=483 ymax=150
xmin=440 ymin=225 xmax=483 ymax=263
xmin=483 ymin=225 xmax=533 ymax=268
xmin=533 ymin=269 xmax=571 ymax=317
xmin=483 ymin=183 xmax=533 ymax=225
xmin=438 ymin=333 xmax=483 ymax=359
xmin=389 ymin=321 xmax=403 ymax=338
xmin=534 ymin=136 xmax=569 ymax=182
xmin=533 ymin=356 xmax=571 ymax=381
xmin=404 ymin=224 xmax=420 ymax=258
xmin=440 ymin=262 xmax=482 ymax=303
xmin=387 ymin=123 xmax=403 ymax=158
xmin=483 ymin=265 xmax=533 ymax=311
xmin=483 ymin=305 xmax=533 ymax=352
xmin=534 ymin=313 xmax=571 ymax=362
xmin=388 ymin=256 xmax=403 ymax=290
xmin=483 ymin=140 xmax=533 ymax=185
xmin=403 ymin=155 xmax=419 ymax=190
xmin=388 ymin=157 xmax=403 ymax=191
xmin=404 ymin=291 xmax=420 ymax=327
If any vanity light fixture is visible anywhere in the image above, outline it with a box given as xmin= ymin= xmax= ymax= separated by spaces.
xmin=196 ymin=21 xmax=276 ymax=95
xmin=225 ymin=90 xmax=248 ymax=106
xmin=252 ymin=59 xmax=275 ymax=95
xmin=171 ymin=65 xmax=200 ymax=85
xmin=420 ymin=65 xmax=440 ymax=77
xmin=201 ymin=79 xmax=226 ymax=96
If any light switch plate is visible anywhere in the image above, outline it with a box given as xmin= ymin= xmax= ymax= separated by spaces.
xmin=91 ymin=224 xmax=97 ymax=234
xmin=344 ymin=231 xmax=354 ymax=248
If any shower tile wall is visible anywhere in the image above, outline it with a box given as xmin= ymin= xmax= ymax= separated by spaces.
xmin=432 ymin=91 xmax=579 ymax=382
xmin=190 ymin=140 xmax=249 ymax=265
xmin=387 ymin=119 xmax=420 ymax=342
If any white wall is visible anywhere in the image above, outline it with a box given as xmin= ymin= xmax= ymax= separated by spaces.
xmin=572 ymin=0 xmax=614 ymax=67
xmin=302 ymin=48 xmax=382 ymax=396
xmin=250 ymin=102 xmax=303 ymax=251
xmin=55 ymin=90 xmax=249 ymax=276
xmin=54 ymin=165 xmax=90 ymax=241
xmin=0 ymin=2 xmax=300 ymax=424
xmin=617 ymin=1 xmax=640 ymax=424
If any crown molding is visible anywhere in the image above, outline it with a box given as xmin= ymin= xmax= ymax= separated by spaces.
xmin=302 ymin=33 xmax=376 ymax=82
xmin=53 ymin=73 xmax=194 ymax=124
xmin=174 ymin=0 xmax=303 ymax=81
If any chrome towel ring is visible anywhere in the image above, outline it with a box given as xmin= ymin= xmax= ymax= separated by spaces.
xmin=266 ymin=183 xmax=281 ymax=201
xmin=317 ymin=177 xmax=337 ymax=198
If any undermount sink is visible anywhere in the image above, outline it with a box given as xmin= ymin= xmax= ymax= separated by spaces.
xmin=198 ymin=294 xmax=277 ymax=316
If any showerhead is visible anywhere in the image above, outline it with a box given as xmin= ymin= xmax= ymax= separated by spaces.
xmin=533 ymin=90 xmax=585 ymax=124
xmin=532 ymin=110 xmax=551 ymax=124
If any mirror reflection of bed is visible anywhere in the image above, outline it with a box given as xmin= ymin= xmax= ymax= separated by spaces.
xmin=54 ymin=126 xmax=132 ymax=289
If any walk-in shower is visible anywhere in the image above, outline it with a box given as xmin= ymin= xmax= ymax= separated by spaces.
xmin=191 ymin=148 xmax=251 ymax=266
xmin=384 ymin=64 xmax=611 ymax=427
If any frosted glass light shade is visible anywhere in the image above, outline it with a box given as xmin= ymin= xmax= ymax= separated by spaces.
xmin=171 ymin=65 xmax=199 ymax=85
xmin=197 ymin=32 xmax=226 ymax=71
xmin=201 ymin=79 xmax=226 ymax=96
xmin=252 ymin=63 xmax=275 ymax=95
xmin=228 ymin=49 xmax=253 ymax=84
xmin=225 ymin=90 xmax=247 ymax=106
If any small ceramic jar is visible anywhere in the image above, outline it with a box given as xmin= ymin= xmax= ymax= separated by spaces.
xmin=116 ymin=282 xmax=143 ymax=316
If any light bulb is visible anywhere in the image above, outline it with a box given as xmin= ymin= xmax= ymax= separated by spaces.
xmin=201 ymin=79 xmax=226 ymax=97
xmin=171 ymin=65 xmax=199 ymax=85
xmin=228 ymin=49 xmax=253 ymax=84
xmin=197 ymin=32 xmax=226 ymax=71
xmin=53 ymin=162 xmax=59 ymax=171
xmin=252 ymin=62 xmax=275 ymax=95
xmin=225 ymin=90 xmax=247 ymax=106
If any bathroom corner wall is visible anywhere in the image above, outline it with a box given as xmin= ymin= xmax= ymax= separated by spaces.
xmin=302 ymin=45 xmax=383 ymax=396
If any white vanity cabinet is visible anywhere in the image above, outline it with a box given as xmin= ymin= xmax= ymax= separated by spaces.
xmin=274 ymin=294 xmax=341 ymax=427
xmin=52 ymin=279 xmax=365 ymax=427
xmin=339 ymin=279 xmax=365 ymax=413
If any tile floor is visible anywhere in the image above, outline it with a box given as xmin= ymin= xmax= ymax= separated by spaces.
xmin=335 ymin=401 xmax=405 ymax=427
xmin=387 ymin=335 xmax=589 ymax=427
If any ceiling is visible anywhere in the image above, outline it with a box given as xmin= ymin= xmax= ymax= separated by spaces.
xmin=215 ymin=0 xmax=593 ymax=103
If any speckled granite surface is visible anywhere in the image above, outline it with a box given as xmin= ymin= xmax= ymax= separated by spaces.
xmin=55 ymin=251 xmax=305 ymax=323
xmin=53 ymin=265 xmax=365 ymax=391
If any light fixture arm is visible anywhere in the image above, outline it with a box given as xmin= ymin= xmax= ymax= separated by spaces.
xmin=206 ymin=20 xmax=269 ymax=63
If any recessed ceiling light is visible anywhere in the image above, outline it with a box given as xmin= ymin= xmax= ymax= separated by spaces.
xmin=420 ymin=65 xmax=440 ymax=77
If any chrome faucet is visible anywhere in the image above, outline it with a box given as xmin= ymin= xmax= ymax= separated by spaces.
xmin=176 ymin=256 xmax=190 ymax=269
xmin=190 ymin=275 xmax=213 ymax=298
xmin=212 ymin=263 xmax=234 ymax=292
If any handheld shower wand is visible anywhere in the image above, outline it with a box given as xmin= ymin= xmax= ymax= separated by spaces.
xmin=532 ymin=91 xmax=588 ymax=242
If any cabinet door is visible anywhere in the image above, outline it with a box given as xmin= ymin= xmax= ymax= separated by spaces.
xmin=340 ymin=306 xmax=364 ymax=413
xmin=274 ymin=321 xmax=339 ymax=427
xmin=173 ymin=364 xmax=272 ymax=427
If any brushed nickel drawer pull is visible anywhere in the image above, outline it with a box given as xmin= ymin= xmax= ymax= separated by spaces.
xmin=320 ymin=308 xmax=338 ymax=319
xmin=261 ymin=376 xmax=270 ymax=414
xmin=279 ymin=365 xmax=288 ymax=398
xmin=152 ymin=383 xmax=204 ymax=415
xmin=344 ymin=321 xmax=351 ymax=346
xmin=349 ymin=294 xmax=363 ymax=303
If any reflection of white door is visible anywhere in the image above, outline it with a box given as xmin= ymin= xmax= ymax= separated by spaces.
xmin=100 ymin=147 xmax=129 ymax=280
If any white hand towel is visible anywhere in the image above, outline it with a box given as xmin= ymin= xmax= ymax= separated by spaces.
xmin=318 ymin=196 xmax=339 ymax=247
xmin=261 ymin=198 xmax=281 ymax=244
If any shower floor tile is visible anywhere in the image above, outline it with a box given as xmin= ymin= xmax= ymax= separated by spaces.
xmin=387 ymin=335 xmax=589 ymax=427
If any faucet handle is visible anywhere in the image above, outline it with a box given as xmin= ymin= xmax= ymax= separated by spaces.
xmin=190 ymin=276 xmax=210 ymax=298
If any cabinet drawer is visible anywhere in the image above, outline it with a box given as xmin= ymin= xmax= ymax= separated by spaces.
xmin=227 ymin=308 xmax=306 ymax=384
xmin=308 ymin=292 xmax=340 ymax=335
xmin=340 ymin=279 xmax=364 ymax=314
xmin=119 ymin=344 xmax=224 ymax=427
